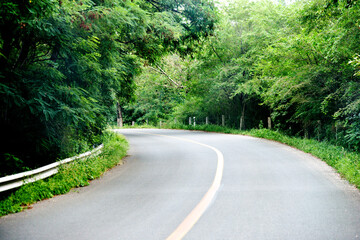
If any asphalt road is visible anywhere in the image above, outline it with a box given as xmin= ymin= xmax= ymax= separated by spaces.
xmin=1 ymin=129 xmax=360 ymax=240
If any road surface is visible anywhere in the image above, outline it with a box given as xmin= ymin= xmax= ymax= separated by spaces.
xmin=1 ymin=129 xmax=360 ymax=240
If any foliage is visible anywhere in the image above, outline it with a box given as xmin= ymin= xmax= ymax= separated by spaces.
xmin=124 ymin=54 xmax=189 ymax=124
xmin=0 ymin=132 xmax=128 ymax=217
xmin=0 ymin=0 xmax=216 ymax=175
xmin=126 ymin=0 xmax=360 ymax=152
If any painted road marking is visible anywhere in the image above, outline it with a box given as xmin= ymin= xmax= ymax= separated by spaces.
xmin=134 ymin=131 xmax=224 ymax=240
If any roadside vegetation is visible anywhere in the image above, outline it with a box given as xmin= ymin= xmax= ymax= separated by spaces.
xmin=1 ymin=0 xmax=359 ymax=214
xmin=0 ymin=0 xmax=216 ymax=176
xmin=0 ymin=132 xmax=128 ymax=217
xmin=124 ymin=0 xmax=360 ymax=153
xmin=166 ymin=123 xmax=360 ymax=189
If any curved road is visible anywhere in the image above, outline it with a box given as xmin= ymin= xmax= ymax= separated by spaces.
xmin=1 ymin=129 xmax=360 ymax=239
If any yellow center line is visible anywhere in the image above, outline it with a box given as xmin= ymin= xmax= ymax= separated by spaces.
xmin=135 ymin=131 xmax=224 ymax=240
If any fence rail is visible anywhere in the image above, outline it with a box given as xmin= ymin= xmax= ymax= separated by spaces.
xmin=0 ymin=144 xmax=104 ymax=193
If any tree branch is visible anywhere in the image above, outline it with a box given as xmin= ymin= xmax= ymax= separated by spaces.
xmin=149 ymin=65 xmax=184 ymax=88
xmin=211 ymin=44 xmax=223 ymax=62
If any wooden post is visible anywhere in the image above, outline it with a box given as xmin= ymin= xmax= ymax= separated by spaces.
xmin=206 ymin=117 xmax=209 ymax=125
xmin=304 ymin=122 xmax=309 ymax=139
xmin=189 ymin=117 xmax=192 ymax=125
xmin=222 ymin=115 xmax=225 ymax=126
xmin=335 ymin=122 xmax=338 ymax=144
xmin=267 ymin=117 xmax=272 ymax=129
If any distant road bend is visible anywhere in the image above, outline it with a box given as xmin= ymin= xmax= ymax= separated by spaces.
xmin=1 ymin=129 xmax=360 ymax=240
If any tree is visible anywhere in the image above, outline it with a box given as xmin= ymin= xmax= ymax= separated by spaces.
xmin=0 ymin=0 xmax=217 ymax=175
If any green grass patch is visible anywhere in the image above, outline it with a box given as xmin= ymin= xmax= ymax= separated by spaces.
xmin=246 ymin=128 xmax=360 ymax=189
xmin=161 ymin=123 xmax=360 ymax=189
xmin=0 ymin=131 xmax=128 ymax=217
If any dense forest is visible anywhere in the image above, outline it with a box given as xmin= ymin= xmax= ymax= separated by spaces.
xmin=125 ymin=0 xmax=360 ymax=151
xmin=1 ymin=0 xmax=359 ymax=176
xmin=0 ymin=0 xmax=216 ymax=175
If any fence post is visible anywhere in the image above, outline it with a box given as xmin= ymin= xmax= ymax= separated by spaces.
xmin=335 ymin=122 xmax=338 ymax=144
xmin=160 ymin=120 xmax=162 ymax=128
xmin=132 ymin=121 xmax=135 ymax=126
xmin=174 ymin=118 xmax=177 ymax=124
xmin=222 ymin=115 xmax=225 ymax=126
xmin=206 ymin=117 xmax=209 ymax=125
xmin=146 ymin=118 xmax=148 ymax=125
xmin=193 ymin=117 xmax=196 ymax=127
xmin=267 ymin=117 xmax=272 ymax=129
xmin=335 ymin=121 xmax=343 ymax=146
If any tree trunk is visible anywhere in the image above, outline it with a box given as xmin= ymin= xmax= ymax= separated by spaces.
xmin=117 ymin=102 xmax=123 ymax=127
xmin=240 ymin=95 xmax=246 ymax=130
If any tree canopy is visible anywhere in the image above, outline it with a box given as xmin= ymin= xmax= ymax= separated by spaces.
xmin=0 ymin=0 xmax=217 ymax=175
xmin=127 ymin=0 xmax=360 ymax=151
xmin=2 ymin=0 xmax=360 ymax=175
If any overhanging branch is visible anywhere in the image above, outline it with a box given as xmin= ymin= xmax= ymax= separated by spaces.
xmin=149 ymin=64 xmax=184 ymax=89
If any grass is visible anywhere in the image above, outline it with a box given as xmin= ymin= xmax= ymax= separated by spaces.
xmin=245 ymin=128 xmax=360 ymax=189
xmin=0 ymin=131 xmax=128 ymax=217
xmin=150 ymin=122 xmax=360 ymax=189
